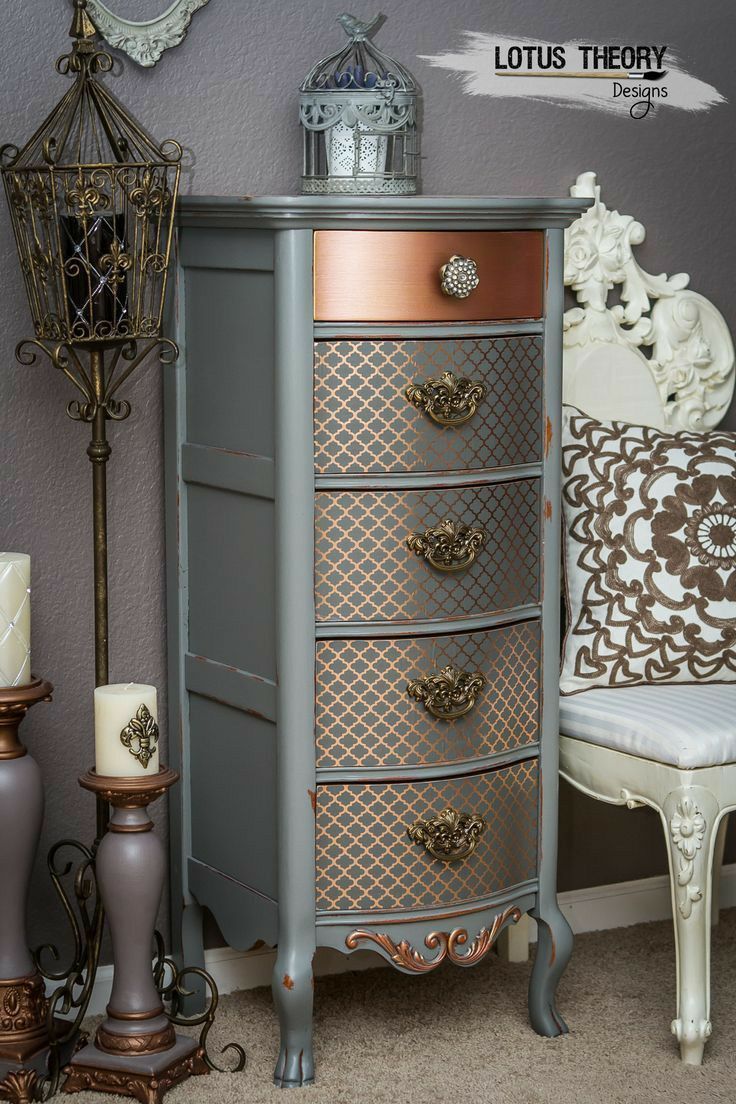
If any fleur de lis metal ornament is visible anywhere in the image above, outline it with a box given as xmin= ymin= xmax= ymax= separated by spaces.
xmin=65 ymin=175 xmax=105 ymax=218
xmin=120 ymin=703 xmax=159 ymax=768
xmin=100 ymin=239 xmax=133 ymax=290
xmin=130 ymin=167 xmax=171 ymax=217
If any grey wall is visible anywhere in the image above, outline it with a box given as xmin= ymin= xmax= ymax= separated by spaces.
xmin=1 ymin=0 xmax=734 ymax=960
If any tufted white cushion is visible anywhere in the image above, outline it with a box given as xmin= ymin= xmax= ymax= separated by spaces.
xmin=560 ymin=407 xmax=736 ymax=694
xmin=559 ymin=684 xmax=736 ymax=768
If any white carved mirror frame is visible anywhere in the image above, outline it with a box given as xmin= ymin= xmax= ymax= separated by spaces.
xmin=563 ymin=171 xmax=735 ymax=432
xmin=84 ymin=0 xmax=210 ymax=67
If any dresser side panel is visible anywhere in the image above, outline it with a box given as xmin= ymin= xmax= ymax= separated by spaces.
xmin=187 ymin=484 xmax=276 ymax=680
xmin=189 ymin=694 xmax=277 ymax=897
xmin=172 ymin=225 xmax=278 ymax=928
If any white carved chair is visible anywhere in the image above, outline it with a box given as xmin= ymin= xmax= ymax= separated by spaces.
xmin=560 ymin=171 xmax=736 ymax=1064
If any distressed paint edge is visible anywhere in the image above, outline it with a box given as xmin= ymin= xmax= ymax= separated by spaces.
xmin=163 ymin=237 xmax=192 ymax=955
xmin=315 ymin=605 xmax=541 ymax=640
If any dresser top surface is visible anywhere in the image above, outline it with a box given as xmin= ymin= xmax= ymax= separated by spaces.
xmin=177 ymin=194 xmax=591 ymax=231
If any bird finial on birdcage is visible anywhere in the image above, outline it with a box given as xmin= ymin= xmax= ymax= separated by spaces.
xmin=336 ymin=13 xmax=386 ymax=42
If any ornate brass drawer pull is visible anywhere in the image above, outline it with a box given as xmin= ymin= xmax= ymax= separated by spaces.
xmin=405 ymin=370 xmax=486 ymax=427
xmin=439 ymin=254 xmax=480 ymax=299
xmin=406 ymin=518 xmax=486 ymax=573
xmin=406 ymin=663 xmax=486 ymax=720
xmin=407 ymin=805 xmax=487 ymax=863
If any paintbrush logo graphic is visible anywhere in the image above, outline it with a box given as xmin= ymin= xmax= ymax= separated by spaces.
xmin=496 ymin=69 xmax=668 ymax=80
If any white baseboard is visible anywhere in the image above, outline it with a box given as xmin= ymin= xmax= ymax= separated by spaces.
xmin=68 ymin=863 xmax=736 ymax=1016
xmin=559 ymin=861 xmax=736 ymax=935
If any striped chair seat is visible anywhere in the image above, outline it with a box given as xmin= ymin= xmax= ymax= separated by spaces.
xmin=560 ymin=684 xmax=736 ymax=769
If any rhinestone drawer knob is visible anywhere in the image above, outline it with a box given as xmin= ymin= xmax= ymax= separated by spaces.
xmin=404 ymin=370 xmax=487 ymax=427
xmin=439 ymin=254 xmax=480 ymax=299
xmin=406 ymin=663 xmax=486 ymax=720
xmin=406 ymin=518 xmax=487 ymax=573
xmin=407 ymin=805 xmax=487 ymax=863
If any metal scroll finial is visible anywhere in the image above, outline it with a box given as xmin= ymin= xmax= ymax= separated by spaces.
xmin=335 ymin=12 xmax=386 ymax=41
xmin=69 ymin=0 xmax=97 ymax=44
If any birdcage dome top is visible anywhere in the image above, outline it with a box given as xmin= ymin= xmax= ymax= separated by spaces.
xmin=300 ymin=13 xmax=417 ymax=97
xmin=1 ymin=0 xmax=181 ymax=171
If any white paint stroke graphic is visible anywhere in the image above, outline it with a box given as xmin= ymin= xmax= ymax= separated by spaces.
xmin=421 ymin=34 xmax=726 ymax=115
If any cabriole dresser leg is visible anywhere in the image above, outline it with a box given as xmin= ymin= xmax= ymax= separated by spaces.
xmin=272 ymin=949 xmax=314 ymax=1088
xmin=528 ymin=899 xmax=573 ymax=1036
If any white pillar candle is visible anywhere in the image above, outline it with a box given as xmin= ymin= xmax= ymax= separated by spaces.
xmin=94 ymin=683 xmax=159 ymax=777
xmin=0 ymin=553 xmax=31 ymax=688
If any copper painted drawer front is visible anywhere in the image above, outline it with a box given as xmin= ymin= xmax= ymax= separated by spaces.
xmin=315 ymin=620 xmax=540 ymax=769
xmin=313 ymin=337 xmax=543 ymax=475
xmin=315 ymin=759 xmax=538 ymax=913
xmin=313 ymin=231 xmax=544 ymax=322
xmin=314 ymin=480 xmax=540 ymax=624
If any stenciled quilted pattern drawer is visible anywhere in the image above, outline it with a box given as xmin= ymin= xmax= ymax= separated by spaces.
xmin=313 ymin=336 xmax=543 ymax=475
xmin=316 ymin=620 xmax=540 ymax=769
xmin=315 ymin=759 xmax=538 ymax=913
xmin=314 ymin=480 xmax=540 ymax=624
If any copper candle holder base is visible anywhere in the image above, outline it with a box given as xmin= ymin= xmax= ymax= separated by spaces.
xmin=63 ymin=767 xmax=209 ymax=1104
xmin=63 ymin=1038 xmax=208 ymax=1104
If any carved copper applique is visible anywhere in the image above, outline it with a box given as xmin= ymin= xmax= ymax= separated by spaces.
xmin=346 ymin=906 xmax=521 ymax=973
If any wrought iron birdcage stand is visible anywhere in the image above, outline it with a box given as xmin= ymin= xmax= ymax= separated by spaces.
xmin=0 ymin=3 xmax=244 ymax=1097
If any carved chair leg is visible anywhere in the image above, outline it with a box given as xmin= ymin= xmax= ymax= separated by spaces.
xmin=711 ymin=813 xmax=728 ymax=928
xmin=661 ymin=787 xmax=721 ymax=1064
xmin=528 ymin=898 xmax=572 ymax=1037
xmin=272 ymin=948 xmax=314 ymax=1088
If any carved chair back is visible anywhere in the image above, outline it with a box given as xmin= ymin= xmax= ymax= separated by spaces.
xmin=563 ymin=172 xmax=734 ymax=431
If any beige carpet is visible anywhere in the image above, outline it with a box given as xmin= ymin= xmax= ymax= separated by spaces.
xmin=77 ymin=910 xmax=736 ymax=1103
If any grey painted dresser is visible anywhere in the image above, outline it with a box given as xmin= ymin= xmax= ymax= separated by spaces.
xmin=165 ymin=195 xmax=589 ymax=1087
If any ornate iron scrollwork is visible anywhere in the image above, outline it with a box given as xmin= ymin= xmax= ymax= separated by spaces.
xmin=406 ymin=518 xmax=487 ymax=573
xmin=439 ymin=254 xmax=480 ymax=299
xmin=405 ymin=370 xmax=486 ymax=427
xmin=152 ymin=935 xmax=246 ymax=1075
xmin=406 ymin=663 xmax=486 ymax=720
xmin=407 ymin=805 xmax=487 ymax=863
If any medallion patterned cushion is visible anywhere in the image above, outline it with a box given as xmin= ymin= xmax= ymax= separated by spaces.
xmin=560 ymin=407 xmax=736 ymax=694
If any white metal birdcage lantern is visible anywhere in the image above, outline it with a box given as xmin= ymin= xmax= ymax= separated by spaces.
xmin=300 ymin=13 xmax=419 ymax=195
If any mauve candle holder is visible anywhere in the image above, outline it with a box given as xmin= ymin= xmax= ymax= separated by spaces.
xmin=0 ymin=678 xmax=53 ymax=1104
xmin=62 ymin=767 xmax=208 ymax=1104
